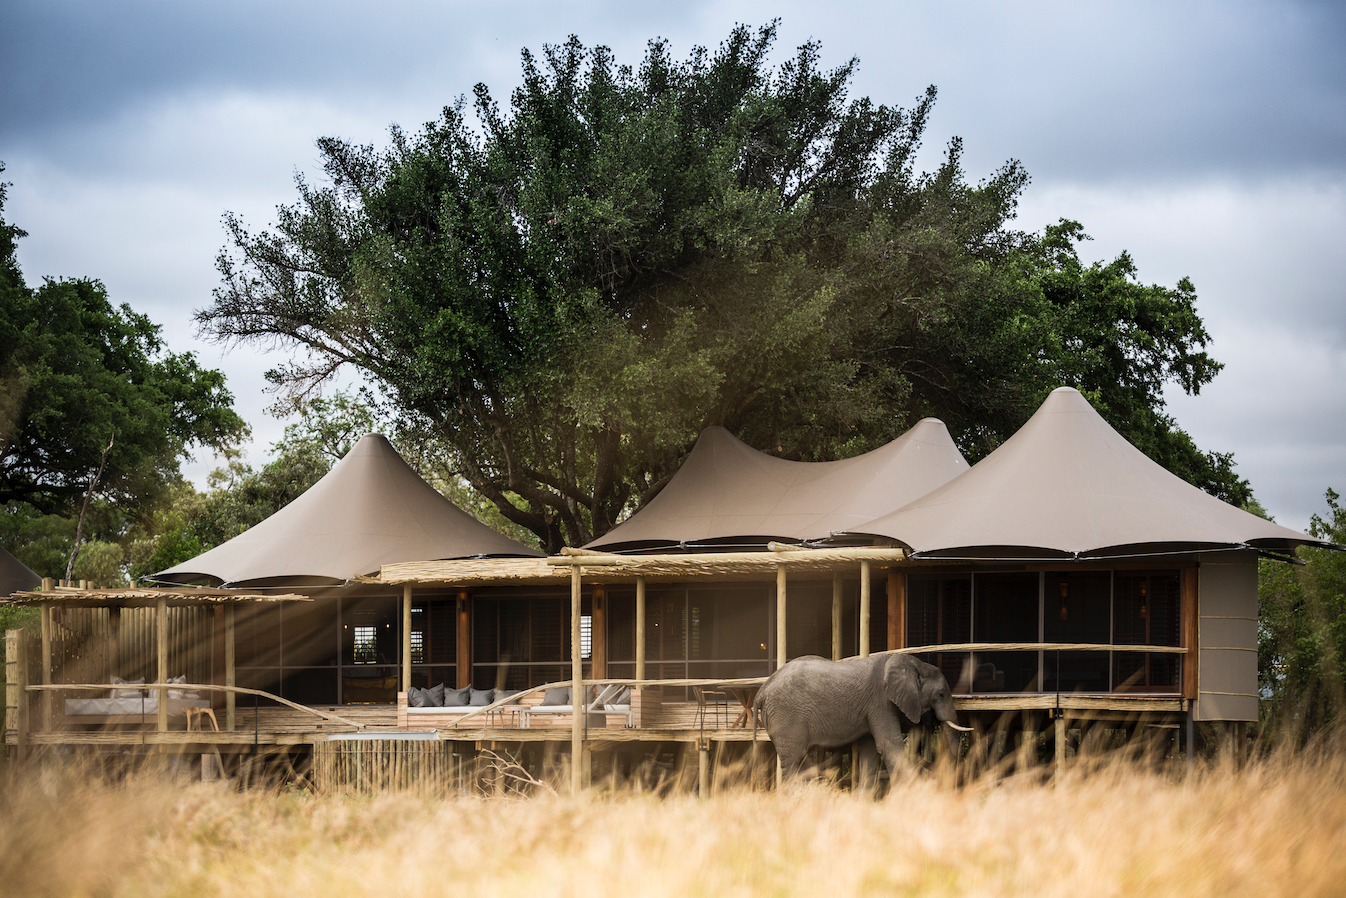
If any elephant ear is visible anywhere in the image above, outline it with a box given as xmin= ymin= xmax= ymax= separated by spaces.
xmin=884 ymin=656 xmax=923 ymax=724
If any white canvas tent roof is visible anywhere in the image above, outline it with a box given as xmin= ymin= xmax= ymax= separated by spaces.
xmin=155 ymin=433 xmax=540 ymax=586
xmin=846 ymin=387 xmax=1331 ymax=558
xmin=587 ymin=419 xmax=970 ymax=552
xmin=0 ymin=545 xmax=40 ymax=597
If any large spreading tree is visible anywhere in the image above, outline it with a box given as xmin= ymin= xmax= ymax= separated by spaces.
xmin=0 ymin=164 xmax=247 ymax=541
xmin=202 ymin=23 xmax=1242 ymax=552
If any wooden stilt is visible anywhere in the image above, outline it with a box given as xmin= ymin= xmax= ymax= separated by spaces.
xmin=831 ymin=573 xmax=842 ymax=661
xmin=776 ymin=567 xmax=787 ymax=670
xmin=156 ymin=594 xmax=168 ymax=733
xmin=1054 ymin=714 xmax=1066 ymax=783
xmin=224 ymin=604 xmax=236 ymax=732
xmin=859 ymin=560 xmax=871 ymax=658
xmin=699 ymin=745 xmax=710 ymax=797
xmin=635 ymin=577 xmax=646 ymax=681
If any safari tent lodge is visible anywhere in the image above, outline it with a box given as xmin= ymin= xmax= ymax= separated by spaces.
xmin=4 ymin=390 xmax=1332 ymax=787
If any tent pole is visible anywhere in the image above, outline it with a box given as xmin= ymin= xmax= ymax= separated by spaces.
xmin=224 ymin=604 xmax=236 ymax=732
xmin=402 ymin=584 xmax=412 ymax=694
xmin=859 ymin=560 xmax=871 ymax=658
xmin=591 ymin=585 xmax=606 ymax=679
xmin=831 ymin=573 xmax=842 ymax=661
xmin=635 ymin=576 xmax=646 ymax=681
xmin=571 ymin=565 xmax=584 ymax=794
xmin=156 ymin=594 xmax=168 ymax=733
xmin=456 ymin=591 xmax=471 ymax=689
xmin=776 ymin=567 xmax=788 ymax=670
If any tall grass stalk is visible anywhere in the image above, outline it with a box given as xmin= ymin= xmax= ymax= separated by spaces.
xmin=3 ymin=744 xmax=1344 ymax=898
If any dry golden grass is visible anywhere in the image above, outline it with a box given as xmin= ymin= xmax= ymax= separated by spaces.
xmin=3 ymin=750 xmax=1345 ymax=898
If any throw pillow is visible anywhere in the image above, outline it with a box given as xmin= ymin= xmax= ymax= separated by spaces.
xmin=426 ymin=682 xmax=446 ymax=707
xmin=111 ymin=676 xmax=146 ymax=699
xmin=444 ymin=686 xmax=472 ymax=706
xmin=468 ymin=687 xmax=494 ymax=706
xmin=407 ymin=686 xmax=429 ymax=708
xmin=541 ymin=686 xmax=571 ymax=706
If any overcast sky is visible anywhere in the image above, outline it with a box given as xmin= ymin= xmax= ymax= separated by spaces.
xmin=2 ymin=0 xmax=1343 ymax=531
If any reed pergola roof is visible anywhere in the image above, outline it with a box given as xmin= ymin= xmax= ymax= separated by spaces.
xmin=372 ymin=546 xmax=910 ymax=587
xmin=2 ymin=586 xmax=312 ymax=608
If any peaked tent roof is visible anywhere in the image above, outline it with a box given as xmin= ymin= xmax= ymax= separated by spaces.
xmin=155 ymin=434 xmax=541 ymax=587
xmin=587 ymin=419 xmax=970 ymax=552
xmin=1 ymin=545 xmax=41 ymax=597
xmin=846 ymin=387 xmax=1330 ymax=558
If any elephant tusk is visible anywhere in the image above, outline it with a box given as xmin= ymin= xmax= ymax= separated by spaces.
xmin=944 ymin=721 xmax=973 ymax=732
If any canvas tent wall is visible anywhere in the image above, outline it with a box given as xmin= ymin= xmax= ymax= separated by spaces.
xmin=1 ymin=545 xmax=40 ymax=598
xmin=847 ymin=387 xmax=1325 ymax=560
xmin=845 ymin=387 xmax=1332 ymax=722
xmin=587 ymin=418 xmax=969 ymax=552
xmin=155 ymin=433 xmax=540 ymax=588
xmin=151 ymin=433 xmax=541 ymax=705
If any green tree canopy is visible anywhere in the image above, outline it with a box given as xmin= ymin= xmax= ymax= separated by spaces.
xmin=202 ymin=23 xmax=1242 ymax=552
xmin=1259 ymin=490 xmax=1346 ymax=739
xmin=0 ymin=164 xmax=248 ymax=519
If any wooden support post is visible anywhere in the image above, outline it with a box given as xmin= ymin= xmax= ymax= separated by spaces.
xmin=1182 ymin=565 xmax=1199 ymax=699
xmin=401 ymin=584 xmax=412 ymax=693
xmin=456 ymin=591 xmax=471 ymax=689
xmin=591 ymin=585 xmax=607 ymax=680
xmin=40 ymin=602 xmax=52 ymax=731
xmin=831 ymin=573 xmax=842 ymax=661
xmin=571 ymin=565 xmax=583 ymax=795
xmin=156 ymin=594 xmax=168 ymax=733
xmin=699 ymin=745 xmax=710 ymax=798
xmin=635 ymin=577 xmax=646 ymax=681
xmin=1054 ymin=714 xmax=1066 ymax=783
xmin=776 ymin=567 xmax=788 ymax=670
xmin=109 ymin=605 xmax=121 ymax=682
xmin=859 ymin=561 xmax=871 ymax=658
xmin=888 ymin=570 xmax=905 ymax=651
xmin=6 ymin=630 xmax=28 ymax=762
xmin=224 ymin=604 xmax=236 ymax=732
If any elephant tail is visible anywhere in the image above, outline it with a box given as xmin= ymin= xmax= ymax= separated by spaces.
xmin=752 ymin=690 xmax=765 ymax=744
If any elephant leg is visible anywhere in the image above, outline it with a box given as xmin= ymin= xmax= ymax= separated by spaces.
xmin=773 ymin=737 xmax=808 ymax=779
xmin=869 ymin=712 xmax=907 ymax=778
xmin=853 ymin=736 xmax=880 ymax=795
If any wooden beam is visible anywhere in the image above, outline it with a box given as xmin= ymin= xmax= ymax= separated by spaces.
xmin=776 ymin=567 xmax=788 ymax=670
xmin=831 ymin=573 xmax=842 ymax=661
xmin=398 ymin=586 xmax=409 ymax=694
xmin=1182 ymin=565 xmax=1199 ymax=700
xmin=591 ymin=585 xmax=607 ymax=680
xmin=456 ymin=591 xmax=471 ymax=689
xmin=224 ymin=604 xmax=236 ymax=733
xmin=888 ymin=570 xmax=905 ymax=651
xmin=40 ymin=602 xmax=52 ymax=731
xmin=635 ymin=577 xmax=646 ymax=681
xmin=859 ymin=561 xmax=871 ymax=658
xmin=571 ymin=565 xmax=583 ymax=794
xmin=156 ymin=594 xmax=168 ymax=733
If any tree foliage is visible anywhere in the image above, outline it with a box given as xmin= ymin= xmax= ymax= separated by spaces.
xmin=0 ymin=164 xmax=248 ymax=518
xmin=1259 ymin=490 xmax=1346 ymax=739
xmin=202 ymin=24 xmax=1242 ymax=552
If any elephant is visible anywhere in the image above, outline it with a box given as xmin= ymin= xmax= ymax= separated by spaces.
xmin=753 ymin=653 xmax=972 ymax=777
